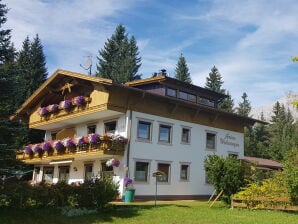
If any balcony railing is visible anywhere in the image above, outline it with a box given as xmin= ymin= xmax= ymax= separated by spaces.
xmin=16 ymin=134 xmax=127 ymax=162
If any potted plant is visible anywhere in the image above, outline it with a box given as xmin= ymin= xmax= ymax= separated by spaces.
xmin=124 ymin=177 xmax=135 ymax=202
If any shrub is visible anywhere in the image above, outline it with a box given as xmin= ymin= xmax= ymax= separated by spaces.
xmin=0 ymin=177 xmax=119 ymax=209
xmin=205 ymin=155 xmax=245 ymax=203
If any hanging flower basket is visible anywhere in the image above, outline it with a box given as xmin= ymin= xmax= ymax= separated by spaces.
xmin=106 ymin=158 xmax=120 ymax=167
xmin=42 ymin=141 xmax=52 ymax=151
xmin=88 ymin=133 xmax=100 ymax=144
xmin=24 ymin=146 xmax=33 ymax=155
xmin=53 ymin=140 xmax=65 ymax=152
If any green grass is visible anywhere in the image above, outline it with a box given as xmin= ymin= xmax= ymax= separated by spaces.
xmin=0 ymin=201 xmax=297 ymax=224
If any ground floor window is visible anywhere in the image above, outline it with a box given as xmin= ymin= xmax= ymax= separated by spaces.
xmin=135 ymin=161 xmax=149 ymax=182
xmin=58 ymin=166 xmax=70 ymax=182
xmin=43 ymin=167 xmax=54 ymax=184
xmin=33 ymin=167 xmax=41 ymax=182
xmin=101 ymin=161 xmax=114 ymax=178
xmin=84 ymin=164 xmax=93 ymax=181
xmin=157 ymin=163 xmax=170 ymax=183
xmin=180 ymin=164 xmax=190 ymax=181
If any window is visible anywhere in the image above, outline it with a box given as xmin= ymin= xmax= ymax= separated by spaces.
xmin=33 ymin=167 xmax=41 ymax=183
xmin=104 ymin=121 xmax=117 ymax=134
xmin=188 ymin=93 xmax=196 ymax=103
xmin=157 ymin=163 xmax=170 ymax=183
xmin=101 ymin=161 xmax=114 ymax=178
xmin=180 ymin=164 xmax=189 ymax=181
xmin=159 ymin=124 xmax=172 ymax=143
xmin=87 ymin=125 xmax=96 ymax=134
xmin=166 ymin=87 xmax=177 ymax=97
xmin=178 ymin=91 xmax=188 ymax=100
xmin=135 ymin=161 xmax=149 ymax=182
xmin=206 ymin=132 xmax=216 ymax=150
xmin=181 ymin=128 xmax=191 ymax=144
xmin=198 ymin=97 xmax=215 ymax=107
xmin=43 ymin=167 xmax=54 ymax=184
xmin=228 ymin=153 xmax=238 ymax=158
xmin=51 ymin=132 xmax=57 ymax=140
xmin=84 ymin=164 xmax=93 ymax=181
xmin=58 ymin=166 xmax=70 ymax=182
xmin=137 ymin=121 xmax=152 ymax=141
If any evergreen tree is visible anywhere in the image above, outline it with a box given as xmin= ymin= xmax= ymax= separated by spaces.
xmin=174 ymin=54 xmax=192 ymax=83
xmin=268 ymin=102 xmax=295 ymax=161
xmin=237 ymin=92 xmax=251 ymax=117
xmin=204 ymin=66 xmax=234 ymax=112
xmin=205 ymin=66 xmax=224 ymax=93
xmin=219 ymin=91 xmax=234 ymax=112
xmin=96 ymin=25 xmax=141 ymax=83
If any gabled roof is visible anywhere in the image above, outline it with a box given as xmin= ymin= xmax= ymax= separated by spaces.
xmin=10 ymin=69 xmax=112 ymax=120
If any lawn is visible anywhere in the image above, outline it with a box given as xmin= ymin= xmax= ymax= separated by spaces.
xmin=0 ymin=201 xmax=297 ymax=224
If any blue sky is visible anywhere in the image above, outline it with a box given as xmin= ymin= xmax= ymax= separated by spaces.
xmin=5 ymin=0 xmax=298 ymax=107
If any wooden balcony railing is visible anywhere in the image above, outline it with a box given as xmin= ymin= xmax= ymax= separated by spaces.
xmin=17 ymin=134 xmax=127 ymax=162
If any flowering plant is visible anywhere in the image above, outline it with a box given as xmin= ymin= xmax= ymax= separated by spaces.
xmin=60 ymin=100 xmax=72 ymax=110
xmin=47 ymin=104 xmax=58 ymax=113
xmin=75 ymin=136 xmax=86 ymax=146
xmin=106 ymin=158 xmax=120 ymax=167
xmin=53 ymin=140 xmax=64 ymax=151
xmin=88 ymin=133 xmax=100 ymax=144
xmin=73 ymin=96 xmax=85 ymax=106
xmin=63 ymin=137 xmax=75 ymax=148
xmin=42 ymin=141 xmax=52 ymax=151
xmin=124 ymin=177 xmax=133 ymax=188
xmin=39 ymin=107 xmax=49 ymax=116
xmin=32 ymin=144 xmax=42 ymax=153
xmin=24 ymin=146 xmax=33 ymax=154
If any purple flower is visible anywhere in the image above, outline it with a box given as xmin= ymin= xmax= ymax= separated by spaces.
xmin=124 ymin=177 xmax=133 ymax=187
xmin=112 ymin=158 xmax=120 ymax=167
xmin=60 ymin=100 xmax=72 ymax=110
xmin=75 ymin=136 xmax=86 ymax=146
xmin=32 ymin=144 xmax=42 ymax=153
xmin=63 ymin=137 xmax=74 ymax=148
xmin=24 ymin=146 xmax=33 ymax=154
xmin=53 ymin=140 xmax=64 ymax=151
xmin=88 ymin=133 xmax=100 ymax=144
xmin=42 ymin=142 xmax=52 ymax=151
xmin=73 ymin=96 xmax=85 ymax=106
xmin=39 ymin=107 xmax=49 ymax=116
xmin=47 ymin=104 xmax=58 ymax=113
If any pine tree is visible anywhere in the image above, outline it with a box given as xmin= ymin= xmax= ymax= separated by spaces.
xmin=268 ymin=102 xmax=295 ymax=161
xmin=237 ymin=92 xmax=251 ymax=117
xmin=174 ymin=54 xmax=192 ymax=83
xmin=205 ymin=66 xmax=224 ymax=93
xmin=17 ymin=34 xmax=47 ymax=103
xmin=205 ymin=66 xmax=234 ymax=111
xmin=96 ymin=25 xmax=141 ymax=83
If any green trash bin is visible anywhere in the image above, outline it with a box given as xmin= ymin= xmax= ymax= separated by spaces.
xmin=124 ymin=189 xmax=135 ymax=202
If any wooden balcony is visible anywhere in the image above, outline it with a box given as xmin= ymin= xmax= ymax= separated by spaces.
xmin=17 ymin=139 xmax=126 ymax=164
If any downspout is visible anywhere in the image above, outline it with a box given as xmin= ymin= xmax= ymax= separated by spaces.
xmin=126 ymin=109 xmax=133 ymax=177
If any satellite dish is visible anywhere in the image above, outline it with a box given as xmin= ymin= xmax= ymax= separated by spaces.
xmin=80 ymin=55 xmax=92 ymax=75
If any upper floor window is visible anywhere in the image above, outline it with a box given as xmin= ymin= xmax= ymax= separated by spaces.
xmin=137 ymin=120 xmax=152 ymax=141
xmin=104 ymin=121 xmax=117 ymax=134
xmin=198 ymin=97 xmax=215 ymax=107
xmin=87 ymin=125 xmax=96 ymax=134
xmin=178 ymin=91 xmax=197 ymax=103
xmin=206 ymin=132 xmax=216 ymax=150
xmin=166 ymin=87 xmax=177 ymax=97
xmin=181 ymin=127 xmax=191 ymax=144
xmin=51 ymin=132 xmax=57 ymax=140
xmin=159 ymin=124 xmax=172 ymax=143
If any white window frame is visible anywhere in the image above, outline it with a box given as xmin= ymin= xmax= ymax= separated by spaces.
xmin=156 ymin=161 xmax=171 ymax=184
xmin=179 ymin=162 xmax=191 ymax=181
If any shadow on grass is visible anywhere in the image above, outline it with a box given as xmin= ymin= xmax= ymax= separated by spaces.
xmin=0 ymin=203 xmax=188 ymax=224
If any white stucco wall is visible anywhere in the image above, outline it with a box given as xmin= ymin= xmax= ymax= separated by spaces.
xmin=128 ymin=111 xmax=244 ymax=196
